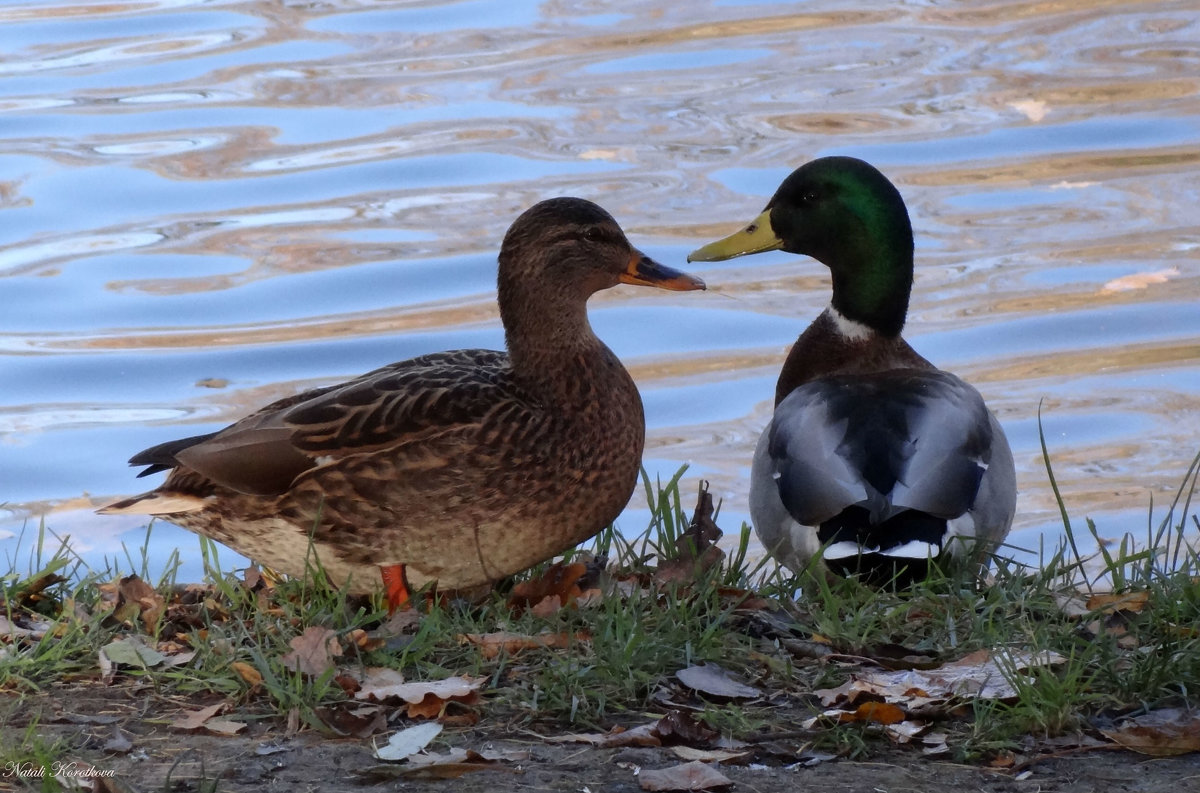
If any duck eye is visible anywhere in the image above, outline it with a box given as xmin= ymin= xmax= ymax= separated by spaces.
xmin=583 ymin=227 xmax=603 ymax=242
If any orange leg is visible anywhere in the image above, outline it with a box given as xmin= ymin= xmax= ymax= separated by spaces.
xmin=379 ymin=564 xmax=412 ymax=613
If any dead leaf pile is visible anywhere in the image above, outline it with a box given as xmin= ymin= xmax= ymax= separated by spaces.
xmin=815 ymin=649 xmax=1067 ymax=713
xmin=805 ymin=649 xmax=1067 ymax=753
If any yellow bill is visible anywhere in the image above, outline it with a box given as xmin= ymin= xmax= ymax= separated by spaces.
xmin=687 ymin=209 xmax=782 ymax=262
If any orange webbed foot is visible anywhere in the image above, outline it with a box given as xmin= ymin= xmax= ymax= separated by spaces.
xmin=380 ymin=564 xmax=412 ymax=613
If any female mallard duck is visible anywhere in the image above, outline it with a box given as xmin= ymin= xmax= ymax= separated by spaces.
xmin=689 ymin=156 xmax=1015 ymax=584
xmin=102 ymin=197 xmax=705 ymax=607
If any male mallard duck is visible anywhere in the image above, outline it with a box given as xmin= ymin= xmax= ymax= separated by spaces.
xmin=101 ymin=197 xmax=706 ymax=607
xmin=689 ymin=156 xmax=1015 ymax=583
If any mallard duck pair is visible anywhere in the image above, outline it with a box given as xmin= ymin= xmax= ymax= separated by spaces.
xmin=102 ymin=158 xmax=1016 ymax=602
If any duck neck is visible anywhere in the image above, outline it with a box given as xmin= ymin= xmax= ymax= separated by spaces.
xmin=499 ymin=278 xmax=622 ymax=404
xmin=775 ymin=308 xmax=932 ymax=404
xmin=827 ymin=241 xmax=912 ymax=339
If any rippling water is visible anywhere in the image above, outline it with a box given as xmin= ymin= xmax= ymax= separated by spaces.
xmin=3 ymin=0 xmax=1198 ymax=581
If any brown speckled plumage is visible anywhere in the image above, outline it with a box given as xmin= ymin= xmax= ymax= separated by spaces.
xmin=101 ymin=198 xmax=705 ymax=593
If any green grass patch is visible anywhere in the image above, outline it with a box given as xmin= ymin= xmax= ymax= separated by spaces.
xmin=1 ymin=449 xmax=1198 ymax=782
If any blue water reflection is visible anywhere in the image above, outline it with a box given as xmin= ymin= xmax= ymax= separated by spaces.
xmin=1 ymin=0 xmax=1197 ymax=582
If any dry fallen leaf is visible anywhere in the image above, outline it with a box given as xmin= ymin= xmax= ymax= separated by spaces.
xmin=715 ymin=587 xmax=773 ymax=612
xmin=230 ymin=660 xmax=263 ymax=687
xmin=638 ymin=761 xmax=733 ymax=791
xmin=508 ymin=561 xmax=589 ymax=614
xmin=840 ymin=701 xmax=906 ymax=725
xmin=117 ymin=574 xmax=166 ymax=630
xmin=1085 ymin=591 xmax=1150 ymax=615
xmin=655 ymin=483 xmax=725 ymax=585
xmin=101 ymin=637 xmax=166 ymax=669
xmin=169 ymin=701 xmax=247 ymax=735
xmin=242 ymin=566 xmax=265 ymax=591
xmin=373 ymin=608 xmax=424 ymax=638
xmin=655 ymin=710 xmax=720 ymax=746
xmin=280 ymin=626 xmax=343 ymax=677
xmin=543 ymin=722 xmax=663 ymax=748
xmin=358 ymin=665 xmax=406 ymax=690
xmin=204 ymin=717 xmax=248 ymax=735
xmin=669 ymin=746 xmax=752 ymax=763
xmin=407 ymin=694 xmax=451 ymax=720
xmin=357 ymin=674 xmax=486 ymax=719
xmin=317 ymin=704 xmax=387 ymax=738
xmin=374 ymin=722 xmax=444 ymax=761
xmin=334 ymin=672 xmax=363 ymax=697
xmin=1101 ymin=708 xmax=1200 ymax=756
xmin=676 ymin=663 xmax=761 ymax=700
xmin=918 ymin=731 xmax=950 ymax=755
xmin=357 ymin=674 xmax=485 ymax=704
xmin=161 ymin=649 xmax=197 ymax=668
xmin=171 ymin=702 xmax=225 ymax=731
xmin=883 ymin=719 xmax=930 ymax=743
xmin=529 ymin=594 xmax=565 ymax=618
xmin=346 ymin=627 xmax=386 ymax=652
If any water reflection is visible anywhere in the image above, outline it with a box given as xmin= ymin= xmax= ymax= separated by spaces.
xmin=1 ymin=0 xmax=1197 ymax=582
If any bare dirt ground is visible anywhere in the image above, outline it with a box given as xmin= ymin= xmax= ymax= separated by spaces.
xmin=9 ymin=685 xmax=1199 ymax=793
